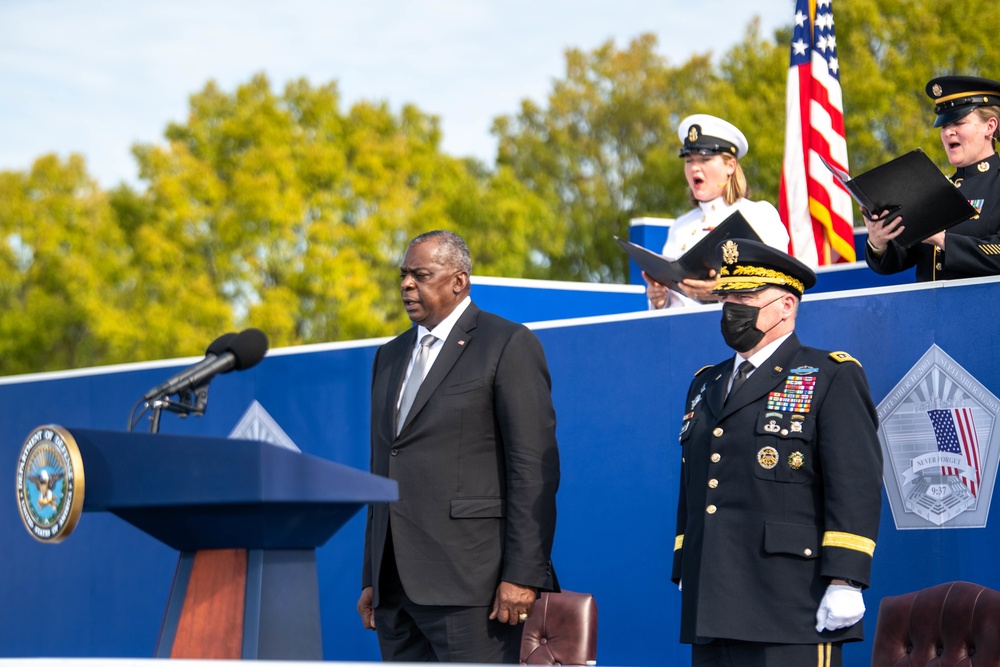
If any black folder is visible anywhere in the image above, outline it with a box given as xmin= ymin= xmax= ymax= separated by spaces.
xmin=616 ymin=210 xmax=762 ymax=287
xmin=821 ymin=149 xmax=977 ymax=248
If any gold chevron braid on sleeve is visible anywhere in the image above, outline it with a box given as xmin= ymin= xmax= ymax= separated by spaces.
xmin=822 ymin=531 xmax=875 ymax=556
xmin=674 ymin=535 xmax=684 ymax=552
xmin=978 ymin=243 xmax=1000 ymax=255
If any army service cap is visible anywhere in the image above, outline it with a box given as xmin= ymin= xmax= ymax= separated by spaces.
xmin=926 ymin=75 xmax=1000 ymax=128
xmin=712 ymin=238 xmax=817 ymax=298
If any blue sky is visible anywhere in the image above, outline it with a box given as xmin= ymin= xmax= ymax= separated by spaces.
xmin=0 ymin=0 xmax=793 ymax=187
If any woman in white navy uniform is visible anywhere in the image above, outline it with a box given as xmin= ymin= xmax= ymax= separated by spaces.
xmin=646 ymin=114 xmax=790 ymax=309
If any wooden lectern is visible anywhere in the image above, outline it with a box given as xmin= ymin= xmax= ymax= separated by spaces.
xmin=66 ymin=427 xmax=397 ymax=660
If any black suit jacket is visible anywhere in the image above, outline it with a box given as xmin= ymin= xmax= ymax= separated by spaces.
xmin=363 ymin=302 xmax=560 ymax=607
xmin=672 ymin=334 xmax=882 ymax=644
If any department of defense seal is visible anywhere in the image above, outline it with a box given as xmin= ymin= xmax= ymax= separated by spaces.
xmin=757 ymin=446 xmax=779 ymax=470
xmin=15 ymin=425 xmax=85 ymax=543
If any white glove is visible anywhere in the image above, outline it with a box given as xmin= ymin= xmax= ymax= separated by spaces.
xmin=815 ymin=584 xmax=865 ymax=632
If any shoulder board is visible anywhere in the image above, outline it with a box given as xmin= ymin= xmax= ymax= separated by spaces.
xmin=829 ymin=351 xmax=861 ymax=366
xmin=694 ymin=365 xmax=713 ymax=377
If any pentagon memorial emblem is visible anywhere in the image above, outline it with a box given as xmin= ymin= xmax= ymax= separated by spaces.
xmin=878 ymin=345 xmax=1000 ymax=529
xmin=15 ymin=425 xmax=85 ymax=543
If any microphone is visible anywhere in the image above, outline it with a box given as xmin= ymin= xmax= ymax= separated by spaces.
xmin=206 ymin=331 xmax=237 ymax=357
xmin=142 ymin=328 xmax=269 ymax=401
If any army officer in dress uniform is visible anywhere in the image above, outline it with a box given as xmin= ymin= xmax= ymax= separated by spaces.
xmin=672 ymin=240 xmax=883 ymax=667
xmin=866 ymin=75 xmax=1000 ymax=281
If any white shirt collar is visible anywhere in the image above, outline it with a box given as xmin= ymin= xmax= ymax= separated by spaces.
xmin=697 ymin=196 xmax=736 ymax=216
xmin=733 ymin=331 xmax=794 ymax=376
xmin=416 ymin=295 xmax=472 ymax=345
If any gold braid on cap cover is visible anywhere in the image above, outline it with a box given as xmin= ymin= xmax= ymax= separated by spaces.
xmin=934 ymin=89 xmax=1000 ymax=104
xmin=717 ymin=265 xmax=805 ymax=294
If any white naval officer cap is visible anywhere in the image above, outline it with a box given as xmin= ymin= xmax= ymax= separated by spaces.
xmin=677 ymin=114 xmax=749 ymax=159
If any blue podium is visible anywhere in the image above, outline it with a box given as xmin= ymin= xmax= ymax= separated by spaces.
xmin=67 ymin=427 xmax=397 ymax=660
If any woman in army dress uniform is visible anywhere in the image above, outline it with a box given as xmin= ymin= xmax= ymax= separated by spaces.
xmin=645 ymin=114 xmax=790 ymax=308
xmin=866 ymin=75 xmax=1000 ymax=281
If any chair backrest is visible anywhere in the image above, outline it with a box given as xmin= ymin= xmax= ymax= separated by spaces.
xmin=871 ymin=581 xmax=1000 ymax=666
xmin=520 ymin=590 xmax=598 ymax=665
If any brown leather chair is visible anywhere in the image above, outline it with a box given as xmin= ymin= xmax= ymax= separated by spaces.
xmin=871 ymin=581 xmax=1000 ymax=666
xmin=520 ymin=590 xmax=598 ymax=665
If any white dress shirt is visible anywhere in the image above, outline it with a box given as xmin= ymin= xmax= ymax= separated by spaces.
xmin=397 ymin=296 xmax=472 ymax=410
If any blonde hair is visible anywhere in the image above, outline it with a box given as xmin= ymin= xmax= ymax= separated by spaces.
xmin=972 ymin=106 xmax=1000 ymax=146
xmin=722 ymin=155 xmax=749 ymax=205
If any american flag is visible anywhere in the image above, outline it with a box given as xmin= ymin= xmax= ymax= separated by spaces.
xmin=928 ymin=408 xmax=982 ymax=496
xmin=778 ymin=0 xmax=856 ymax=266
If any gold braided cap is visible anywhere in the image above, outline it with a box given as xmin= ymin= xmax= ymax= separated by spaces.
xmin=716 ymin=264 xmax=806 ymax=295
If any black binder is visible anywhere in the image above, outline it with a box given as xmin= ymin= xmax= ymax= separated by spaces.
xmin=821 ymin=149 xmax=977 ymax=248
xmin=616 ymin=210 xmax=762 ymax=287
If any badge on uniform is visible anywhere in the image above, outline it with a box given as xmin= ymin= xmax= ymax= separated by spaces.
xmin=690 ymin=384 xmax=707 ymax=410
xmin=679 ymin=411 xmax=696 ymax=438
xmin=757 ymin=446 xmax=779 ymax=469
xmin=768 ymin=374 xmax=817 ymax=413
xmin=788 ymin=451 xmax=805 ymax=470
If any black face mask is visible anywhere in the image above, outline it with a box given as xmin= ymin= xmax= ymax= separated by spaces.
xmin=720 ymin=296 xmax=783 ymax=353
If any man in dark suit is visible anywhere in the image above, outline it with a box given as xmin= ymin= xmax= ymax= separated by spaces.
xmin=672 ymin=239 xmax=882 ymax=667
xmin=357 ymin=230 xmax=560 ymax=663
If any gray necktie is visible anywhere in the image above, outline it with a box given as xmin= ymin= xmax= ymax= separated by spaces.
xmin=397 ymin=334 xmax=435 ymax=434
xmin=726 ymin=360 xmax=754 ymax=403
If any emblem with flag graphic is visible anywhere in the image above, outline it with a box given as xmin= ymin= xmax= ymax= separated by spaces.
xmin=779 ymin=0 xmax=856 ymax=266
xmin=929 ymin=408 xmax=982 ymax=497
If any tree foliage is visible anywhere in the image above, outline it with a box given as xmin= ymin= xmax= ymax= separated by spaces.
xmin=495 ymin=0 xmax=1000 ymax=282
xmin=5 ymin=0 xmax=1000 ymax=373
xmin=495 ymin=34 xmax=704 ymax=282
xmin=124 ymin=73 xmax=564 ymax=349
xmin=0 ymin=155 xmax=139 ymax=373
xmin=0 ymin=74 xmax=563 ymax=373
xmin=493 ymin=25 xmax=794 ymax=282
xmin=836 ymin=0 xmax=1000 ymax=173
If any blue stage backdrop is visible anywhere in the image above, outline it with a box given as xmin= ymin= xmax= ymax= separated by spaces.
xmin=3 ymin=276 xmax=1000 ymax=666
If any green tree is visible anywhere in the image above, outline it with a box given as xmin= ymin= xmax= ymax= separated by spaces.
xmin=494 ymin=32 xmax=775 ymax=282
xmin=0 ymin=155 xmax=139 ymax=374
xmin=494 ymin=0 xmax=1000 ymax=282
xmin=8 ymin=0 xmax=1000 ymax=374
xmin=127 ymin=73 xmax=564 ymax=348
xmin=836 ymin=0 xmax=1000 ymax=174
xmin=709 ymin=21 xmax=790 ymax=203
